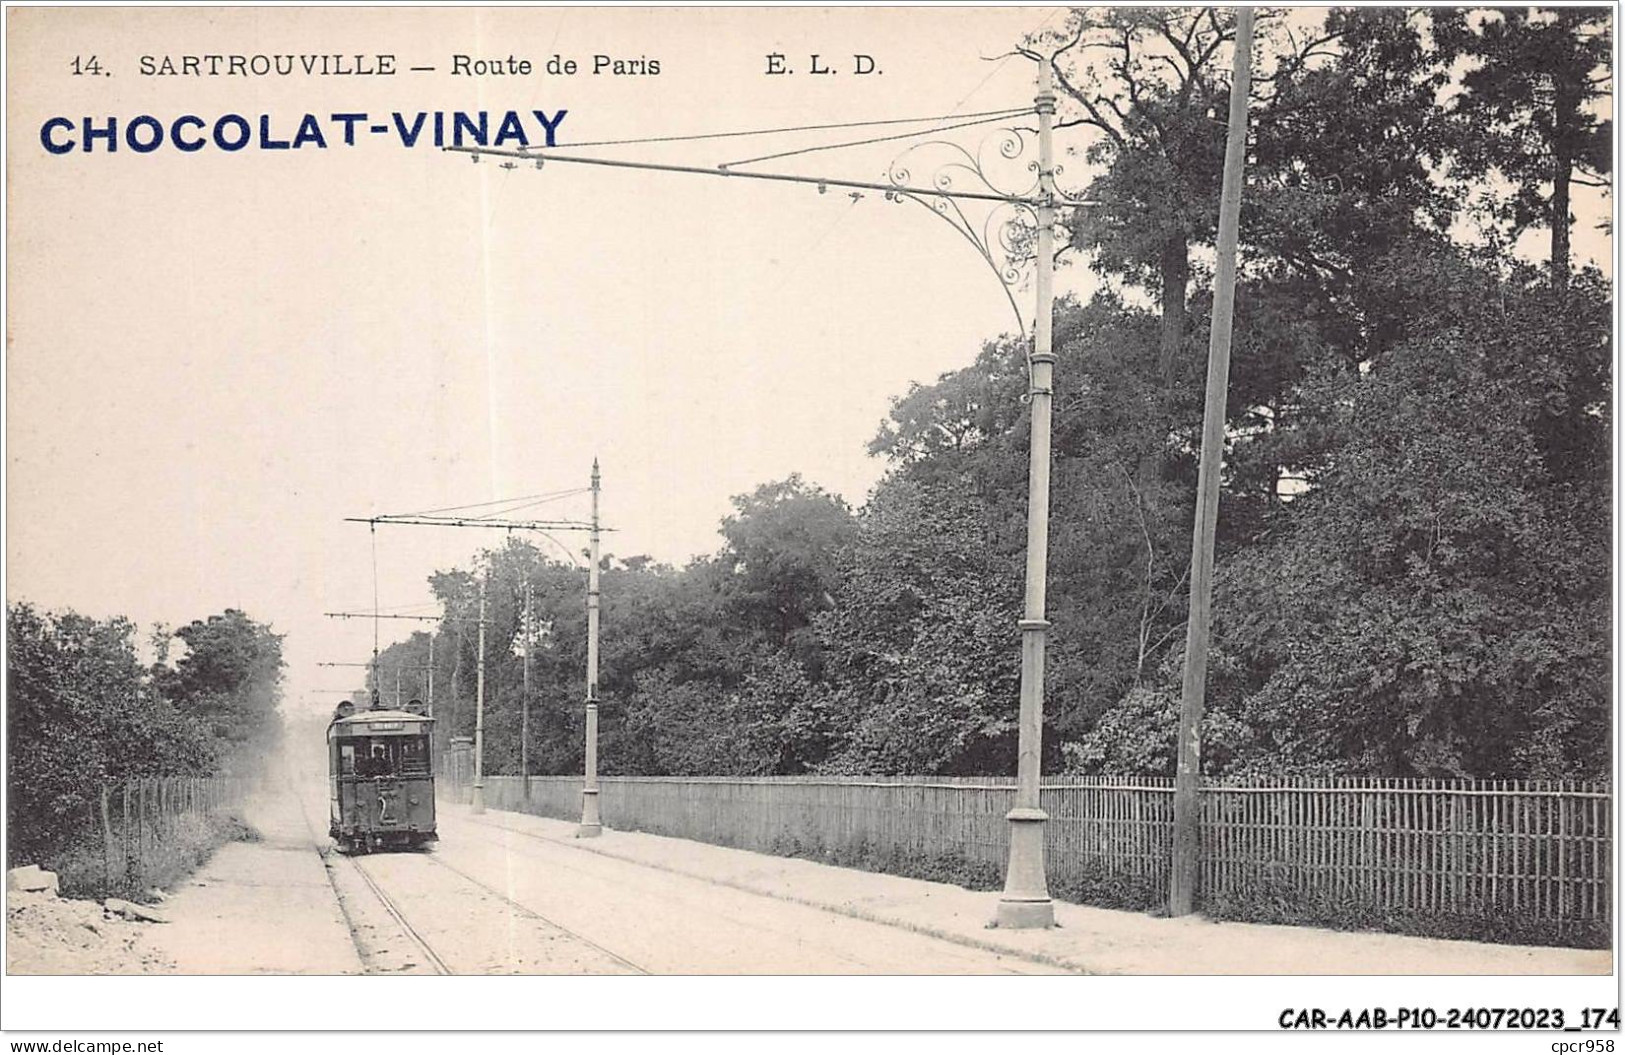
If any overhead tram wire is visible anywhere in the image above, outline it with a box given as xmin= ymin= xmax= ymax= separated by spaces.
xmin=719 ymin=109 xmax=1037 ymax=170
xmin=464 ymin=493 xmax=593 ymax=522
xmin=518 ymin=107 xmax=1033 ymax=153
xmin=462 ymin=492 xmax=590 ymax=521
xmin=346 ymin=492 xmax=598 ymax=642
xmin=349 ymin=492 xmax=595 ymax=636
xmin=412 ymin=487 xmax=588 ymax=514
xmin=349 ymin=490 xmax=602 ymax=533
xmin=404 ymin=487 xmax=589 ymax=518
xmin=325 ymin=612 xmax=445 ymax=622
xmin=326 ymin=610 xmax=479 ymax=623
xmin=449 ymin=144 xmax=1102 ymax=208
xmin=368 ymin=600 xmax=443 ymax=612
xmin=947 ymin=8 xmax=1064 ymax=118
xmin=531 ymin=529 xmax=583 ymax=568
xmin=764 ymin=195 xmax=863 ymax=297
xmin=485 ymin=101 xmax=1024 ymax=234
xmin=348 ymin=513 xmax=602 ymax=531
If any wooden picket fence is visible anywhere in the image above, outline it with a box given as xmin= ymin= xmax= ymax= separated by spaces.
xmin=96 ymin=776 xmax=248 ymax=898
xmin=1196 ymin=778 xmax=1612 ymax=923
xmin=447 ymin=773 xmax=1611 ymax=930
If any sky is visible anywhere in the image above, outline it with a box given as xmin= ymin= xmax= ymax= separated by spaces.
xmin=5 ymin=7 xmax=1611 ymax=717
xmin=6 ymin=7 xmax=1094 ymax=713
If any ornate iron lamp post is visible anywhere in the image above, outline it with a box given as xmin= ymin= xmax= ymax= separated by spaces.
xmin=451 ymin=58 xmax=1080 ymax=924
xmin=471 ymin=573 xmax=487 ymax=814
xmin=882 ymin=61 xmax=1062 ymax=928
xmin=578 ymin=459 xmax=603 ymax=837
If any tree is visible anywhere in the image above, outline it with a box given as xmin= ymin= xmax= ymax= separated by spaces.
xmin=420 ymin=540 xmax=588 ymax=775
xmin=1220 ymin=8 xmax=1464 ymax=538
xmin=8 ymin=604 xmax=215 ymax=863
xmin=815 ymin=478 xmax=1025 ymax=774
xmin=868 ymin=331 xmax=1030 ymax=489
xmin=718 ymin=475 xmax=856 ymax=656
xmin=865 ymin=292 xmax=1202 ymax=755
xmin=619 ymin=650 xmax=826 ymax=776
xmin=1076 ymin=253 xmax=1612 ymax=778
xmin=154 ymin=608 xmax=285 ymax=760
xmin=1035 ymin=7 xmax=1240 ymax=383
xmin=1434 ymin=8 xmax=1613 ymax=286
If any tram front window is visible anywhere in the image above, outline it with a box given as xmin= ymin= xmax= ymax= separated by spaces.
xmin=343 ymin=737 xmax=426 ymax=777
xmin=360 ymin=742 xmax=392 ymax=777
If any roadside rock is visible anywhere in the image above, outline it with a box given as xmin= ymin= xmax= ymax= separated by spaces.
xmin=105 ymin=898 xmax=170 ymax=923
xmin=7 ymin=865 xmax=59 ymax=896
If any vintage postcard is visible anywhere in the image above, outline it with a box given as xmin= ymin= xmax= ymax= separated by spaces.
xmin=3 ymin=3 xmax=1616 ymax=1040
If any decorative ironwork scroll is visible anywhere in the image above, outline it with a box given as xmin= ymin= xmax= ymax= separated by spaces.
xmin=883 ymin=126 xmax=1065 ymax=339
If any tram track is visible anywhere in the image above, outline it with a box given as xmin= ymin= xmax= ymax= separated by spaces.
xmin=417 ymin=852 xmax=648 ymax=975
xmin=297 ymin=782 xmax=646 ymax=974
xmin=344 ymin=853 xmax=455 ymax=975
xmin=289 ymin=782 xmax=454 ymax=974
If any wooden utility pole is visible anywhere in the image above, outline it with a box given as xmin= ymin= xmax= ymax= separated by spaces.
xmin=472 ymin=575 xmax=488 ymax=814
xmin=522 ymin=578 xmax=533 ymax=799
xmin=578 ymin=460 xmax=603 ymax=837
xmin=425 ymin=631 xmax=435 ymax=719
xmin=1170 ymin=6 xmax=1254 ymax=917
xmin=451 ymin=626 xmax=463 ymax=741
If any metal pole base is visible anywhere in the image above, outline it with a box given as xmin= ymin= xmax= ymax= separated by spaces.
xmin=994 ymin=807 xmax=1055 ymax=929
xmin=994 ymin=897 xmax=1056 ymax=929
xmin=471 ymin=784 xmax=486 ymax=815
xmin=577 ymin=788 xmax=601 ymax=838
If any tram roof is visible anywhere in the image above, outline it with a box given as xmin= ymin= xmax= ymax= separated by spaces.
xmin=328 ymin=709 xmax=434 ymax=735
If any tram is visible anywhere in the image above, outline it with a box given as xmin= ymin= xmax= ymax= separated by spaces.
xmin=327 ymin=700 xmax=437 ymax=853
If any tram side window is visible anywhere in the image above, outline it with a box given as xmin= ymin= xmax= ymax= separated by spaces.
xmin=401 ymin=737 xmax=429 ymax=775
xmin=339 ymin=744 xmax=356 ymax=776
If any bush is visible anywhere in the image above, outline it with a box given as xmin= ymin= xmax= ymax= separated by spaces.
xmin=1202 ymin=870 xmax=1609 ymax=949
xmin=767 ymin=833 xmax=1003 ymax=890
xmin=49 ymin=811 xmax=259 ymax=902
xmin=1051 ymin=866 xmax=1165 ymax=913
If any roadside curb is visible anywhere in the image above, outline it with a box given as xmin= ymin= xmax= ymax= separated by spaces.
xmin=464 ymin=811 xmax=1096 ymax=975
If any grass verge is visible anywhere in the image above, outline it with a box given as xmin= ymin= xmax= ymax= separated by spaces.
xmin=41 ymin=812 xmax=261 ymax=903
